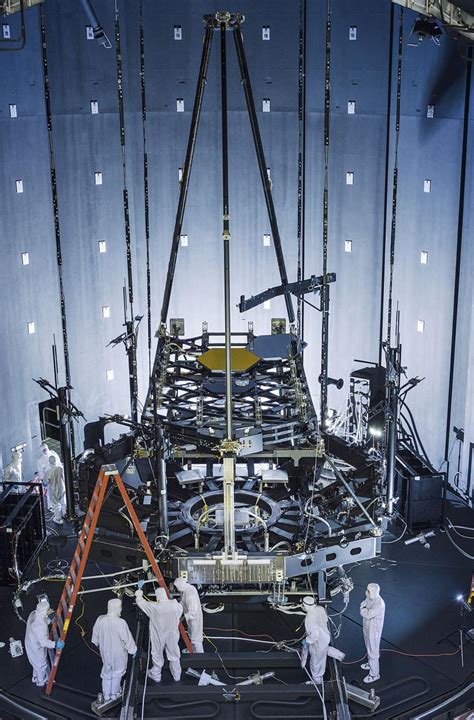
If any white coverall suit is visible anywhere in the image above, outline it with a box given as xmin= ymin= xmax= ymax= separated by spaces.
xmin=91 ymin=598 xmax=137 ymax=700
xmin=44 ymin=456 xmax=66 ymax=523
xmin=360 ymin=583 xmax=385 ymax=681
xmin=303 ymin=604 xmax=331 ymax=684
xmin=37 ymin=444 xmax=61 ymax=510
xmin=174 ymin=578 xmax=204 ymax=653
xmin=135 ymin=587 xmax=183 ymax=682
xmin=25 ymin=601 xmax=56 ymax=686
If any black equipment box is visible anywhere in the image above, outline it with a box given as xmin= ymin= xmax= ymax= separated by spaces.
xmin=0 ymin=482 xmax=46 ymax=584
xmin=396 ymin=448 xmax=444 ymax=531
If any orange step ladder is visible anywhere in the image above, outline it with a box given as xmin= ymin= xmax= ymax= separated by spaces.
xmin=45 ymin=463 xmax=192 ymax=696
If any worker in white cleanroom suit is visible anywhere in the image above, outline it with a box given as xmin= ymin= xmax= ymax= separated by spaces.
xmin=174 ymin=577 xmax=204 ymax=653
xmin=43 ymin=455 xmax=66 ymax=525
xmin=135 ymin=585 xmax=183 ymax=682
xmin=300 ymin=597 xmax=345 ymax=685
xmin=301 ymin=597 xmax=331 ymax=684
xmin=44 ymin=455 xmax=66 ymax=524
xmin=360 ymin=582 xmax=385 ymax=683
xmin=37 ymin=443 xmax=61 ymax=480
xmin=37 ymin=443 xmax=61 ymax=509
xmin=91 ymin=598 xmax=137 ymax=702
xmin=2 ymin=450 xmax=22 ymax=489
xmin=25 ymin=600 xmax=61 ymax=687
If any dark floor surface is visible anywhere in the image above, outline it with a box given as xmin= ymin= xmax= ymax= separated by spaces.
xmin=1 ymin=495 xmax=473 ymax=720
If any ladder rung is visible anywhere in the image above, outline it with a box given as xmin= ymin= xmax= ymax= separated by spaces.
xmin=61 ymin=598 xmax=68 ymax=616
xmin=56 ymin=615 xmax=64 ymax=634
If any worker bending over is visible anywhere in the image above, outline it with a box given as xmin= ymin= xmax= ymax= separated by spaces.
xmin=174 ymin=577 xmax=204 ymax=653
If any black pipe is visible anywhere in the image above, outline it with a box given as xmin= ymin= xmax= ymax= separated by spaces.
xmin=444 ymin=47 xmax=472 ymax=473
xmin=378 ymin=4 xmax=395 ymax=363
xmin=319 ymin=2 xmax=332 ymax=425
xmin=57 ymin=386 xmax=76 ymax=521
xmin=233 ymin=26 xmax=295 ymax=324
xmin=156 ymin=431 xmax=168 ymax=537
xmin=159 ymin=22 xmax=215 ymax=325
xmin=297 ymin=0 xmax=307 ymax=340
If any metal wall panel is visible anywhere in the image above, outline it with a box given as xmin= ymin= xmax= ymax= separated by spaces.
xmin=0 ymin=0 xmax=472 ymax=490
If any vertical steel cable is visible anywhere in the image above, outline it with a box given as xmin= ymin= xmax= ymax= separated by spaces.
xmin=139 ymin=1 xmax=152 ymax=376
xmin=297 ymin=0 xmax=307 ymax=340
xmin=320 ymin=0 xmax=331 ymax=426
xmin=114 ymin=0 xmax=134 ymax=315
xmin=386 ymin=8 xmax=404 ymax=347
xmin=114 ymin=1 xmax=138 ymax=419
xmin=39 ymin=6 xmax=76 ymax=461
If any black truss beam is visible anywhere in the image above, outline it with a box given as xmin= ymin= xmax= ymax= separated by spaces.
xmin=239 ymin=273 xmax=336 ymax=313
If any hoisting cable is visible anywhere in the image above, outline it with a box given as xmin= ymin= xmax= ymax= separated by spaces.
xmin=386 ymin=7 xmax=404 ymax=347
xmin=319 ymin=0 xmax=331 ymax=425
xmin=39 ymin=6 xmax=76 ymax=461
xmin=296 ymin=0 xmax=307 ymax=340
xmin=139 ymin=1 xmax=152 ymax=377
xmin=114 ymin=0 xmax=138 ymax=418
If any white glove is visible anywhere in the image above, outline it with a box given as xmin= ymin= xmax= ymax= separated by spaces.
xmin=135 ymin=589 xmax=143 ymax=598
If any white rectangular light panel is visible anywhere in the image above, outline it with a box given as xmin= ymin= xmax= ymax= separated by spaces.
xmin=347 ymin=100 xmax=356 ymax=115
xmin=27 ymin=321 xmax=35 ymax=335
xmin=180 ymin=234 xmax=188 ymax=247
xmin=21 ymin=252 xmax=29 ymax=265
xmin=102 ymin=306 xmax=110 ymax=318
xmin=9 ymin=104 xmax=17 ymax=118
xmin=427 ymin=105 xmax=434 ymax=118
xmin=174 ymin=25 xmax=182 ymax=40
xmin=346 ymin=172 xmax=354 ymax=185
xmin=344 ymin=240 xmax=352 ymax=253
xmin=423 ymin=179 xmax=431 ymax=193
xmin=90 ymin=101 xmax=99 ymax=114
xmin=86 ymin=25 xmax=94 ymax=40
xmin=98 ymin=240 xmax=107 ymax=253
xmin=95 ymin=172 xmax=102 ymax=185
xmin=262 ymin=98 xmax=271 ymax=112
xmin=176 ymin=98 xmax=184 ymax=112
xmin=263 ymin=234 xmax=271 ymax=247
xmin=417 ymin=319 xmax=425 ymax=333
xmin=262 ymin=26 xmax=270 ymax=40
xmin=16 ymin=180 xmax=23 ymax=193
xmin=178 ymin=167 xmax=183 ymax=182
xmin=2 ymin=24 xmax=11 ymax=39
xmin=349 ymin=26 xmax=357 ymax=40
xmin=106 ymin=369 xmax=114 ymax=381
xmin=420 ymin=250 xmax=428 ymax=265
xmin=263 ymin=300 xmax=271 ymax=310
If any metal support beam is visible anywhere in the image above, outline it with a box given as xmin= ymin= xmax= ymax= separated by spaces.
xmin=57 ymin=386 xmax=76 ymax=521
xmin=159 ymin=21 xmax=214 ymax=325
xmin=233 ymin=25 xmax=295 ymax=324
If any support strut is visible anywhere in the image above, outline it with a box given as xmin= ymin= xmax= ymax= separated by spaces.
xmin=233 ymin=26 xmax=295 ymax=324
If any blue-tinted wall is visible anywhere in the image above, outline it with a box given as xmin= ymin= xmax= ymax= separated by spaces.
xmin=0 ymin=0 xmax=472 ymax=496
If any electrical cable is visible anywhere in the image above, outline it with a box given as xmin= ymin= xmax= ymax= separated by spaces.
xmin=382 ymin=513 xmax=408 ymax=544
xmin=446 ymin=518 xmax=474 ymax=537
xmin=445 ymin=526 xmax=474 ymax=559
xmin=203 ymin=634 xmax=246 ymax=680
xmin=82 ymin=565 xmax=145 ymax=581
